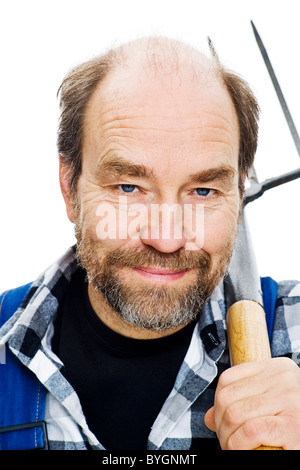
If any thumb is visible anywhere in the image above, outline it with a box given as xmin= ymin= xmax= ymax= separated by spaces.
xmin=204 ymin=406 xmax=216 ymax=432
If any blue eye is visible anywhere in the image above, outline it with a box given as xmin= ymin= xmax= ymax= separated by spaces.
xmin=120 ymin=184 xmax=136 ymax=193
xmin=196 ymin=188 xmax=211 ymax=196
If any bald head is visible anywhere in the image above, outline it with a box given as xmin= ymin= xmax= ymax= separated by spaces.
xmin=109 ymin=36 xmax=218 ymax=82
xmin=57 ymin=36 xmax=259 ymax=196
xmin=88 ymin=37 xmax=224 ymax=124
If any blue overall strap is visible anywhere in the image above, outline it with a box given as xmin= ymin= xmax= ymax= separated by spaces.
xmin=0 ymin=284 xmax=48 ymax=450
xmin=261 ymin=276 xmax=278 ymax=341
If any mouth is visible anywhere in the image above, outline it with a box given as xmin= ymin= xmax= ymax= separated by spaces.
xmin=132 ymin=266 xmax=190 ymax=282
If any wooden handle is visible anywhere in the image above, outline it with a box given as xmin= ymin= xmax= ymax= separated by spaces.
xmin=227 ymin=300 xmax=271 ymax=365
xmin=227 ymin=300 xmax=282 ymax=450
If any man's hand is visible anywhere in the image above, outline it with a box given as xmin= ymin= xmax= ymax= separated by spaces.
xmin=204 ymin=357 xmax=300 ymax=450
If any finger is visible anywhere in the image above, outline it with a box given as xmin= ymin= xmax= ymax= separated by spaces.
xmin=204 ymin=406 xmax=216 ymax=432
xmin=225 ymin=415 xmax=300 ymax=450
xmin=216 ymin=389 xmax=295 ymax=447
xmin=217 ymin=357 xmax=294 ymax=391
xmin=214 ymin=370 xmax=270 ymax=433
xmin=214 ymin=358 xmax=300 ymax=438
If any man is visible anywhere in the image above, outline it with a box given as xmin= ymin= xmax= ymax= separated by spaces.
xmin=1 ymin=37 xmax=300 ymax=450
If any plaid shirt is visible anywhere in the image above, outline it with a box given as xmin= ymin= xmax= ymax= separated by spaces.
xmin=1 ymin=246 xmax=300 ymax=450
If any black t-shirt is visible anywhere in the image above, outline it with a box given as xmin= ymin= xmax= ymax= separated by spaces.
xmin=52 ymin=268 xmax=197 ymax=450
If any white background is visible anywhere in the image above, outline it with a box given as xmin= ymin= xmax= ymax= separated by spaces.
xmin=0 ymin=0 xmax=299 ymax=292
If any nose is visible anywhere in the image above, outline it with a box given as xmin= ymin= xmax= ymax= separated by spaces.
xmin=142 ymin=236 xmax=187 ymax=253
xmin=140 ymin=202 xmax=187 ymax=253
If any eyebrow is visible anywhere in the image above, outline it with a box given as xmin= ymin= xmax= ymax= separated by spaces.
xmin=96 ymin=153 xmax=236 ymax=186
xmin=187 ymin=165 xmax=237 ymax=185
xmin=96 ymin=154 xmax=156 ymax=181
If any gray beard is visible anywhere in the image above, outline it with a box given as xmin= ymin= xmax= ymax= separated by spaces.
xmin=76 ymin=240 xmax=233 ymax=332
xmin=94 ymin=270 xmax=211 ymax=331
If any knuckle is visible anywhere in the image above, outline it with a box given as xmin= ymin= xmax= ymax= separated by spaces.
xmin=244 ymin=417 xmax=275 ymax=445
xmin=223 ymin=402 xmax=241 ymax=428
xmin=275 ymin=356 xmax=298 ymax=373
xmin=242 ymin=418 xmax=262 ymax=441
xmin=215 ymin=387 xmax=230 ymax=411
xmin=217 ymin=367 xmax=235 ymax=389
xmin=281 ymin=356 xmax=296 ymax=367
xmin=280 ymin=369 xmax=300 ymax=394
xmin=226 ymin=419 xmax=264 ymax=451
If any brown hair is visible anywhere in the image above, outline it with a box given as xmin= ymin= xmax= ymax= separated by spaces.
xmin=221 ymin=70 xmax=260 ymax=194
xmin=57 ymin=39 xmax=259 ymax=196
xmin=57 ymin=50 xmax=117 ymax=195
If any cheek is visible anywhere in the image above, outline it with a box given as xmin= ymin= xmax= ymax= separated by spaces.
xmin=202 ymin=205 xmax=239 ymax=256
xmin=76 ymin=182 xmax=118 ymax=235
xmin=79 ymin=199 xmax=140 ymax=255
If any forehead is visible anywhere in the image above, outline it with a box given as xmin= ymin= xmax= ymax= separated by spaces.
xmin=88 ymin=57 xmax=236 ymax=118
xmin=82 ymin=59 xmax=240 ymax=174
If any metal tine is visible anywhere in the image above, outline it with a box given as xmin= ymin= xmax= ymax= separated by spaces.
xmin=243 ymin=22 xmax=300 ymax=205
xmin=251 ymin=21 xmax=300 ymax=158
xmin=207 ymin=34 xmax=300 ymax=207
xmin=244 ymin=167 xmax=300 ymax=206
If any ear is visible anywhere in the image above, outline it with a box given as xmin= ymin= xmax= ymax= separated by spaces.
xmin=59 ymin=159 xmax=76 ymax=223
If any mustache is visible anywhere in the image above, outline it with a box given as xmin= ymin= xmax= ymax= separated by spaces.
xmin=105 ymin=245 xmax=211 ymax=272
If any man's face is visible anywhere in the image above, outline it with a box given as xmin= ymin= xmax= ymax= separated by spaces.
xmin=70 ymin=64 xmax=241 ymax=331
